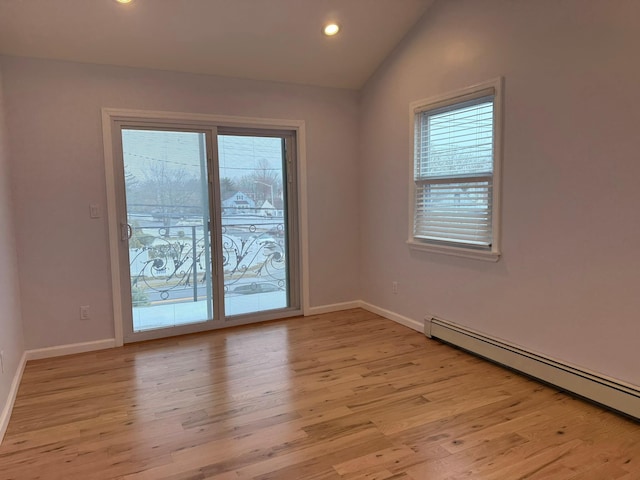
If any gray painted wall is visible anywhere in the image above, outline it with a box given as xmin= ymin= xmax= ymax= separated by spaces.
xmin=1 ymin=56 xmax=360 ymax=349
xmin=0 ymin=64 xmax=25 ymax=429
xmin=359 ymin=0 xmax=640 ymax=386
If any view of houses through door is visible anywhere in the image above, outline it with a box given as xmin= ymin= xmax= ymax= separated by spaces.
xmin=114 ymin=121 xmax=300 ymax=343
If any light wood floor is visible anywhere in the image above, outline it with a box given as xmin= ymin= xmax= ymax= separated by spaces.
xmin=1 ymin=309 xmax=639 ymax=479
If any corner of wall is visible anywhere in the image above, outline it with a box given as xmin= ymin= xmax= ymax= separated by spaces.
xmin=0 ymin=58 xmax=27 ymax=446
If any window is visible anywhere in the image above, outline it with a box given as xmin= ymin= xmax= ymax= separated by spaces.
xmin=409 ymin=78 xmax=502 ymax=261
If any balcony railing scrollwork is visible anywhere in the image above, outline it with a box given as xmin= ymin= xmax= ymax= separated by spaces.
xmin=129 ymin=220 xmax=286 ymax=306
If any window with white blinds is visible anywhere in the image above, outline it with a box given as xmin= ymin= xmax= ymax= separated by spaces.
xmin=410 ymin=80 xmax=502 ymax=259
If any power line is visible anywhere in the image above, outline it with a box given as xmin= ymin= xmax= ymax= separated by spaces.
xmin=124 ymin=152 xmax=282 ymax=171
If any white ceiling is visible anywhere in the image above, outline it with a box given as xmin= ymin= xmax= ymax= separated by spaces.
xmin=0 ymin=0 xmax=433 ymax=89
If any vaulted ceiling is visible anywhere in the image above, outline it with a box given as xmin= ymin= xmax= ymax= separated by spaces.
xmin=0 ymin=0 xmax=434 ymax=89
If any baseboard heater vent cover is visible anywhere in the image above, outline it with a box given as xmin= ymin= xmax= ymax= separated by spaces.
xmin=425 ymin=316 xmax=640 ymax=420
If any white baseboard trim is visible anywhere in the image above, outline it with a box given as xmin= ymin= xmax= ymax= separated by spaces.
xmin=306 ymin=301 xmax=362 ymax=316
xmin=0 ymin=351 xmax=27 ymax=445
xmin=428 ymin=316 xmax=640 ymax=419
xmin=359 ymin=301 xmax=423 ymax=332
xmin=25 ymin=338 xmax=117 ymax=361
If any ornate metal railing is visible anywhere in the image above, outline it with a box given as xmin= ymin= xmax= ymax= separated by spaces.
xmin=129 ymin=219 xmax=286 ymax=306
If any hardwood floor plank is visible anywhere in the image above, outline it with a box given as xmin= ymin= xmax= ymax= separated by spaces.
xmin=1 ymin=309 xmax=638 ymax=479
xmin=332 ymin=445 xmax=415 ymax=476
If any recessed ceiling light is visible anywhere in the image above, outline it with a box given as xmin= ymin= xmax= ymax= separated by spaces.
xmin=323 ymin=23 xmax=341 ymax=37
xmin=115 ymin=0 xmax=133 ymax=4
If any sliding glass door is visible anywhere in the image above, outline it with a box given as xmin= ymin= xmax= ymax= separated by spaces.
xmin=218 ymin=133 xmax=296 ymax=316
xmin=115 ymin=123 xmax=299 ymax=342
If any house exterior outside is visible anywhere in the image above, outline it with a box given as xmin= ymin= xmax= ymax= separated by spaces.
xmin=222 ymin=191 xmax=256 ymax=215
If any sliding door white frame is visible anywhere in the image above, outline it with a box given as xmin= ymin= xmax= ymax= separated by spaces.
xmin=102 ymin=108 xmax=309 ymax=347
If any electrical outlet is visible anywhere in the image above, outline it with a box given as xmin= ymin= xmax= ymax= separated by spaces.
xmin=80 ymin=305 xmax=90 ymax=320
xmin=392 ymin=281 xmax=398 ymax=294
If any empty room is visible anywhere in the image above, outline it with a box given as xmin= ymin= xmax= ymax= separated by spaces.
xmin=0 ymin=0 xmax=639 ymax=478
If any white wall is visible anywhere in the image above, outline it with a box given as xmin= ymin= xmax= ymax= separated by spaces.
xmin=0 ymin=65 xmax=25 ymax=426
xmin=359 ymin=0 xmax=640 ymax=386
xmin=1 ymin=56 xmax=360 ymax=349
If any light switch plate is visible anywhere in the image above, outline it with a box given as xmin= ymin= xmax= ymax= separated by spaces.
xmin=90 ymin=204 xmax=101 ymax=219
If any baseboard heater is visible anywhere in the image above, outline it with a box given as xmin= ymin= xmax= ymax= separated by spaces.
xmin=425 ymin=316 xmax=640 ymax=420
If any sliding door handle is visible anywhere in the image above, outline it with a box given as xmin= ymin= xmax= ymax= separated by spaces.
xmin=121 ymin=223 xmax=133 ymax=241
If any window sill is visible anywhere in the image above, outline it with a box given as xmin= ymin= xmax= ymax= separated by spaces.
xmin=407 ymin=240 xmax=501 ymax=262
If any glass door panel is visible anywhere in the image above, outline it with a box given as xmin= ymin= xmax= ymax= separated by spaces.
xmin=121 ymin=129 xmax=215 ymax=332
xmin=217 ymin=135 xmax=290 ymax=317
xmin=114 ymin=121 xmax=300 ymax=343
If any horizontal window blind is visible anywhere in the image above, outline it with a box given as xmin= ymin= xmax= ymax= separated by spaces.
xmin=413 ymin=95 xmax=495 ymax=247
xmin=414 ymin=180 xmax=493 ymax=245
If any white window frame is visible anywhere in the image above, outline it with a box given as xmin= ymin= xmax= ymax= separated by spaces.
xmin=407 ymin=78 xmax=503 ymax=262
